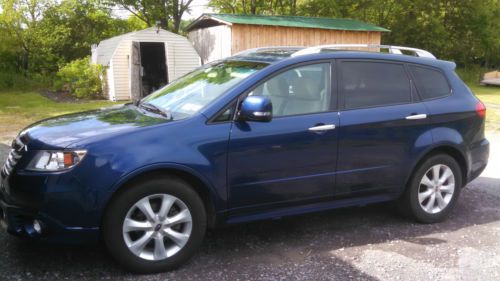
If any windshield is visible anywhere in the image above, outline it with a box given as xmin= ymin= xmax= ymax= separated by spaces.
xmin=140 ymin=60 xmax=268 ymax=120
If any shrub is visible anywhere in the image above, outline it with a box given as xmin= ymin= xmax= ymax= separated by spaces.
xmin=55 ymin=57 xmax=103 ymax=99
xmin=455 ymin=65 xmax=492 ymax=85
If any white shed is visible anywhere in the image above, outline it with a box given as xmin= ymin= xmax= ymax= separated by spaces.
xmin=91 ymin=27 xmax=201 ymax=101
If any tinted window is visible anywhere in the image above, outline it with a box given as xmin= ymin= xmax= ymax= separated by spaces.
xmin=249 ymin=63 xmax=331 ymax=117
xmin=341 ymin=61 xmax=411 ymax=109
xmin=410 ymin=66 xmax=450 ymax=100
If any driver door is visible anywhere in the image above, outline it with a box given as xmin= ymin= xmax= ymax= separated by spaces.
xmin=227 ymin=62 xmax=339 ymax=211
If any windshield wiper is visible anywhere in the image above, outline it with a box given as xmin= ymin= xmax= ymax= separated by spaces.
xmin=138 ymin=102 xmax=173 ymax=120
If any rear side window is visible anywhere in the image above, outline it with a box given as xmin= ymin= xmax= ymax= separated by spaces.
xmin=409 ymin=66 xmax=450 ymax=100
xmin=340 ymin=61 xmax=411 ymax=109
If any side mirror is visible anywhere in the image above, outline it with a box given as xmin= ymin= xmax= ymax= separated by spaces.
xmin=239 ymin=96 xmax=273 ymax=122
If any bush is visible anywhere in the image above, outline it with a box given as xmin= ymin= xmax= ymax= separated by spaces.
xmin=55 ymin=57 xmax=103 ymax=99
xmin=455 ymin=65 xmax=492 ymax=85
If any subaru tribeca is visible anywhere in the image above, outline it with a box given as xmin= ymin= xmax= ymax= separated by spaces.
xmin=0 ymin=45 xmax=489 ymax=273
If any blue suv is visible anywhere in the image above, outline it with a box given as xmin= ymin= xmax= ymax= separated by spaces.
xmin=0 ymin=45 xmax=489 ymax=273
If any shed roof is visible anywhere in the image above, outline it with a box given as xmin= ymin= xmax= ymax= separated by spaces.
xmin=186 ymin=13 xmax=390 ymax=32
xmin=93 ymin=32 xmax=134 ymax=66
xmin=93 ymin=27 xmax=187 ymax=66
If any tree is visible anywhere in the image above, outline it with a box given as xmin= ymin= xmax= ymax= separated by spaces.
xmin=209 ymin=0 xmax=297 ymax=15
xmin=0 ymin=0 xmax=146 ymax=74
xmin=106 ymin=0 xmax=194 ymax=33
xmin=39 ymin=0 xmax=145 ymax=67
xmin=0 ymin=0 xmax=55 ymax=73
xmin=209 ymin=0 xmax=500 ymax=67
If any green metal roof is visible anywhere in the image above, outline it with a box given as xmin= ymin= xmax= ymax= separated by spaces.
xmin=189 ymin=13 xmax=390 ymax=32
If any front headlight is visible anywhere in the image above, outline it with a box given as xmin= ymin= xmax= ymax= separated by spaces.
xmin=27 ymin=150 xmax=87 ymax=171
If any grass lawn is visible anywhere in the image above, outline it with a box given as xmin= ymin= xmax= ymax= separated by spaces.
xmin=0 ymin=90 xmax=121 ymax=144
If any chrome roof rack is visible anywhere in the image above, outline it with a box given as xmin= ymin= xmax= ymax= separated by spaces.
xmin=234 ymin=46 xmax=303 ymax=56
xmin=291 ymin=44 xmax=436 ymax=59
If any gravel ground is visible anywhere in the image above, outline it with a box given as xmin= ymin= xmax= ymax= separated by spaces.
xmin=0 ymin=134 xmax=499 ymax=281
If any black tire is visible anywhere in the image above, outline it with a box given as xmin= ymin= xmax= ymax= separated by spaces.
xmin=103 ymin=176 xmax=206 ymax=273
xmin=398 ymin=154 xmax=462 ymax=223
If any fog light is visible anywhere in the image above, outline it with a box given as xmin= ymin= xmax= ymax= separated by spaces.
xmin=0 ymin=209 xmax=7 ymax=230
xmin=25 ymin=219 xmax=44 ymax=236
xmin=33 ymin=220 xmax=42 ymax=234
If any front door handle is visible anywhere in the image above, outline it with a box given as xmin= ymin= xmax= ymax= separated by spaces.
xmin=308 ymin=124 xmax=336 ymax=132
xmin=405 ymin=114 xmax=427 ymax=120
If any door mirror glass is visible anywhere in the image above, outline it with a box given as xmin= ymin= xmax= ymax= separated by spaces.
xmin=239 ymin=96 xmax=273 ymax=122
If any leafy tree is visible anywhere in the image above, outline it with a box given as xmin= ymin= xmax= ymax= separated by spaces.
xmin=0 ymin=0 xmax=145 ymax=75
xmin=209 ymin=0 xmax=500 ymax=67
xmin=39 ymin=0 xmax=145 ymax=68
xmin=209 ymin=0 xmax=298 ymax=15
xmin=0 ymin=0 xmax=54 ymax=73
xmin=106 ymin=0 xmax=194 ymax=33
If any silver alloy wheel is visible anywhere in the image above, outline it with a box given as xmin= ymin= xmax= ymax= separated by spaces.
xmin=418 ymin=164 xmax=455 ymax=214
xmin=122 ymin=194 xmax=193 ymax=261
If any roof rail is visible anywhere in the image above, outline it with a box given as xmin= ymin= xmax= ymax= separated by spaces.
xmin=234 ymin=46 xmax=303 ymax=56
xmin=291 ymin=44 xmax=436 ymax=59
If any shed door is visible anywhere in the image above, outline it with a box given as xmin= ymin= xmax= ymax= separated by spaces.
xmin=130 ymin=41 xmax=142 ymax=102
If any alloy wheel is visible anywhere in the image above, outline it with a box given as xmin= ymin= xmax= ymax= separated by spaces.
xmin=418 ymin=164 xmax=455 ymax=214
xmin=122 ymin=194 xmax=193 ymax=261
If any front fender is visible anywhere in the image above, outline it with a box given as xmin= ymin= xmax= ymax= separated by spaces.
xmin=105 ymin=162 xmax=223 ymax=211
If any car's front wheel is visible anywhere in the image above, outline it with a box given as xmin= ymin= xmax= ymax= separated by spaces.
xmin=399 ymin=154 xmax=462 ymax=223
xmin=103 ymin=176 xmax=206 ymax=273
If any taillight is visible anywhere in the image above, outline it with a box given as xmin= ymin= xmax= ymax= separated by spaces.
xmin=476 ymin=101 xmax=486 ymax=118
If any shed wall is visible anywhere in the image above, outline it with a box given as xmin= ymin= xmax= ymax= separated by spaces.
xmin=230 ymin=24 xmax=382 ymax=54
xmin=188 ymin=25 xmax=232 ymax=64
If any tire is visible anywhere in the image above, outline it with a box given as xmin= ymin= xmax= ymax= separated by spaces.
xmin=103 ymin=176 xmax=206 ymax=273
xmin=398 ymin=154 xmax=462 ymax=223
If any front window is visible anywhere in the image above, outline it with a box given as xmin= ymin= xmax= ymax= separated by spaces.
xmin=249 ymin=63 xmax=331 ymax=117
xmin=141 ymin=60 xmax=268 ymax=120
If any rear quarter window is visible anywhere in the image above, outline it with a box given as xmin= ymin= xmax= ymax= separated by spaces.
xmin=340 ymin=61 xmax=411 ymax=109
xmin=409 ymin=66 xmax=451 ymax=100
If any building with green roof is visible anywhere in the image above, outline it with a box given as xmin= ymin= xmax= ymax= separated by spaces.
xmin=186 ymin=13 xmax=389 ymax=63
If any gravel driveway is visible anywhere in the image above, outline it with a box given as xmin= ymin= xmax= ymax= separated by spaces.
xmin=0 ymin=134 xmax=499 ymax=281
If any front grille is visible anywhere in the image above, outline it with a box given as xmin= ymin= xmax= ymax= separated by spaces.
xmin=1 ymin=135 xmax=28 ymax=179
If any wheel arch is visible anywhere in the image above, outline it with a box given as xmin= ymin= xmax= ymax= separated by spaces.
xmin=407 ymin=144 xmax=468 ymax=190
xmin=102 ymin=164 xmax=220 ymax=229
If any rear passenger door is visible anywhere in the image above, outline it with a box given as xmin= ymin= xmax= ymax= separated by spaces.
xmin=336 ymin=60 xmax=430 ymax=197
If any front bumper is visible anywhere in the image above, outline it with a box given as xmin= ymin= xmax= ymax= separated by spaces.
xmin=0 ymin=173 xmax=101 ymax=244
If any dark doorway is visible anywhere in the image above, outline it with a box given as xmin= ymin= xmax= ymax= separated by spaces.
xmin=140 ymin=42 xmax=168 ymax=96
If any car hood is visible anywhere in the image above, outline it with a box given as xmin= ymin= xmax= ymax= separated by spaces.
xmin=22 ymin=104 xmax=169 ymax=148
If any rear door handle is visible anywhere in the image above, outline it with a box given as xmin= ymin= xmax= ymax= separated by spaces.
xmin=308 ymin=124 xmax=336 ymax=132
xmin=405 ymin=114 xmax=427 ymax=120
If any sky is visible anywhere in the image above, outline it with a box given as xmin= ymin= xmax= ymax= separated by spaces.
xmin=187 ymin=0 xmax=212 ymax=19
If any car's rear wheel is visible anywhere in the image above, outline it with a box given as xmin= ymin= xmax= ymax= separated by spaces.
xmin=103 ymin=176 xmax=206 ymax=273
xmin=399 ymin=154 xmax=462 ymax=223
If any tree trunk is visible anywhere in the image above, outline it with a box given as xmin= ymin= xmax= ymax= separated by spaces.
xmin=250 ymin=0 xmax=256 ymax=14
xmin=290 ymin=0 xmax=297 ymax=15
xmin=242 ymin=0 xmax=247 ymax=14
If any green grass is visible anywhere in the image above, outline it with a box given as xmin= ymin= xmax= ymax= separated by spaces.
xmin=471 ymin=85 xmax=500 ymax=105
xmin=0 ymin=90 xmax=121 ymax=144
